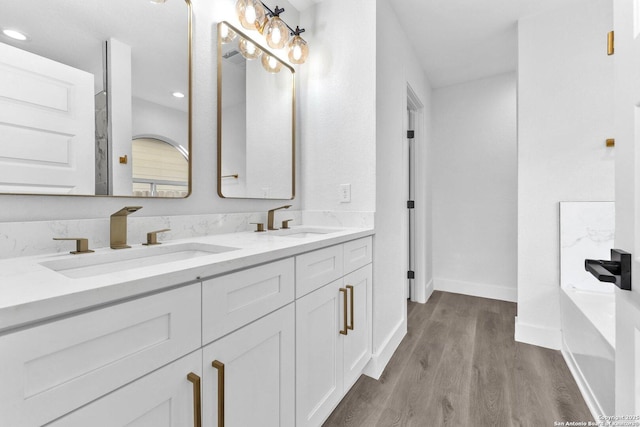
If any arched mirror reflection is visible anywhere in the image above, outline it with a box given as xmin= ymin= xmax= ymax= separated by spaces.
xmin=132 ymin=137 xmax=189 ymax=197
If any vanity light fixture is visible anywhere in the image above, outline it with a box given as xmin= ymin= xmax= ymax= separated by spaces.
xmin=261 ymin=53 xmax=282 ymax=73
xmin=2 ymin=29 xmax=29 ymax=41
xmin=238 ymin=37 xmax=261 ymax=60
xmin=233 ymin=0 xmax=309 ymax=64
xmin=262 ymin=6 xmax=288 ymax=49
xmin=287 ymin=26 xmax=309 ymax=64
xmin=236 ymin=0 xmax=266 ymax=31
xmin=220 ymin=24 xmax=237 ymax=43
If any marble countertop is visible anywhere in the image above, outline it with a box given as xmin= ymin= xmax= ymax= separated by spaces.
xmin=0 ymin=226 xmax=374 ymax=333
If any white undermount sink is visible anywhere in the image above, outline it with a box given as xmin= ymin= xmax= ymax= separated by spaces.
xmin=270 ymin=226 xmax=344 ymax=238
xmin=40 ymin=242 xmax=239 ymax=279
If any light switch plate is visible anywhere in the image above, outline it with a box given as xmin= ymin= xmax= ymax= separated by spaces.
xmin=339 ymin=184 xmax=351 ymax=203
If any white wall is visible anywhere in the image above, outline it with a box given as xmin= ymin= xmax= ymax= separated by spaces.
xmin=299 ymin=0 xmax=376 ymax=215
xmin=367 ymin=0 xmax=433 ymax=378
xmin=432 ymin=72 xmax=517 ymax=302
xmin=517 ymin=0 xmax=614 ymax=349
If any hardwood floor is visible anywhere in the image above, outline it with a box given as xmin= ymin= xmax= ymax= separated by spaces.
xmin=323 ymin=291 xmax=593 ymax=427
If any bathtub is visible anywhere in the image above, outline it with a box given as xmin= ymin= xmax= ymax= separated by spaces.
xmin=559 ymin=201 xmax=615 ymax=418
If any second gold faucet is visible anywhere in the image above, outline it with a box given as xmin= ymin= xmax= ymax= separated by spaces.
xmin=267 ymin=205 xmax=291 ymax=230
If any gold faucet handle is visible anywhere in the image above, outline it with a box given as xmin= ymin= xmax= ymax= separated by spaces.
xmin=281 ymin=219 xmax=294 ymax=229
xmin=53 ymin=238 xmax=94 ymax=254
xmin=143 ymin=229 xmax=171 ymax=246
xmin=250 ymin=222 xmax=266 ymax=232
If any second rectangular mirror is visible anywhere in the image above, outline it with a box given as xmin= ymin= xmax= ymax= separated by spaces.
xmin=217 ymin=21 xmax=295 ymax=200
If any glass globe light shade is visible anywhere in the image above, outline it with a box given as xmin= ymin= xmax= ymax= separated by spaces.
xmin=236 ymin=0 xmax=266 ymax=31
xmin=261 ymin=53 xmax=282 ymax=73
xmin=264 ymin=16 xmax=289 ymax=49
xmin=239 ymin=37 xmax=261 ymax=60
xmin=287 ymin=35 xmax=309 ymax=64
xmin=219 ymin=24 xmax=236 ymax=44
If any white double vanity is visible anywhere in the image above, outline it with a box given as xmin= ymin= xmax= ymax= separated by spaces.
xmin=0 ymin=226 xmax=373 ymax=427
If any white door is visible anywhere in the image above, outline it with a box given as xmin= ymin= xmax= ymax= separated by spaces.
xmin=296 ymin=280 xmax=345 ymax=427
xmin=0 ymin=42 xmax=95 ymax=194
xmin=202 ymin=304 xmax=295 ymax=427
xmin=614 ymin=0 xmax=640 ymax=415
xmin=343 ymin=265 xmax=372 ymax=391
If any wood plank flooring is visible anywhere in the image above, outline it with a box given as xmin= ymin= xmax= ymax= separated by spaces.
xmin=323 ymin=291 xmax=593 ymax=427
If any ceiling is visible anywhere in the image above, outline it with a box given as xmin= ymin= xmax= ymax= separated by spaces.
xmin=290 ymin=0 xmax=584 ymax=88
xmin=388 ymin=0 xmax=586 ymax=88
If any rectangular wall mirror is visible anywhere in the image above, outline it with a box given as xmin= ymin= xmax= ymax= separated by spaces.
xmin=217 ymin=21 xmax=295 ymax=200
xmin=0 ymin=0 xmax=192 ymax=198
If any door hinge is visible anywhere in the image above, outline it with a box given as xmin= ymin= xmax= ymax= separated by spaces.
xmin=407 ymin=200 xmax=415 ymax=209
xmin=407 ymin=130 xmax=415 ymax=139
xmin=607 ymin=31 xmax=614 ymax=56
xmin=407 ymin=271 xmax=415 ymax=279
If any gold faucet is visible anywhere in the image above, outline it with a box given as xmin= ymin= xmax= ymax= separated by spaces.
xmin=267 ymin=205 xmax=291 ymax=230
xmin=110 ymin=206 xmax=142 ymax=249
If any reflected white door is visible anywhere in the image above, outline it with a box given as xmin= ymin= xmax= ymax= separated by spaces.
xmin=0 ymin=42 xmax=95 ymax=194
xmin=613 ymin=0 xmax=640 ymax=415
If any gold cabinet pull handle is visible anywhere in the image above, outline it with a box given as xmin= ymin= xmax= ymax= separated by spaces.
xmin=186 ymin=372 xmax=202 ymax=427
xmin=346 ymin=285 xmax=354 ymax=330
xmin=339 ymin=288 xmax=348 ymax=335
xmin=212 ymin=360 xmax=225 ymax=427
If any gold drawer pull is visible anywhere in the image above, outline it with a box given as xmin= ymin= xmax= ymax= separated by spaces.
xmin=339 ymin=288 xmax=348 ymax=335
xmin=186 ymin=372 xmax=202 ymax=427
xmin=346 ymin=285 xmax=354 ymax=330
xmin=212 ymin=360 xmax=225 ymax=427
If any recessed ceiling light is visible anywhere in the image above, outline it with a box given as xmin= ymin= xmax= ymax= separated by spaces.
xmin=2 ymin=29 xmax=29 ymax=41
xmin=150 ymin=0 xmax=167 ymax=4
xmin=172 ymin=92 xmax=185 ymax=98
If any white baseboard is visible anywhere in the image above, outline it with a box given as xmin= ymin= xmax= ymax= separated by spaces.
xmin=561 ymin=346 xmax=605 ymax=421
xmin=412 ymin=278 xmax=433 ymax=303
xmin=434 ymin=278 xmax=517 ymax=302
xmin=514 ymin=316 xmax=561 ymax=350
xmin=363 ymin=318 xmax=406 ymax=380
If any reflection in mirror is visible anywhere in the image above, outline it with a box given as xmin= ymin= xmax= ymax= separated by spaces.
xmin=217 ymin=21 xmax=295 ymax=200
xmin=132 ymin=137 xmax=189 ymax=197
xmin=0 ymin=0 xmax=192 ymax=197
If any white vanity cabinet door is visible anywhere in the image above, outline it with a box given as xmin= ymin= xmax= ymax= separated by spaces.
xmin=202 ymin=258 xmax=295 ymax=344
xmin=202 ymin=303 xmax=295 ymax=427
xmin=296 ymin=279 xmax=345 ymax=427
xmin=48 ymin=351 xmax=203 ymax=427
xmin=342 ymin=264 xmax=373 ymax=391
xmin=296 ymin=244 xmax=343 ymax=297
xmin=343 ymin=236 xmax=372 ymax=275
xmin=0 ymin=284 xmax=201 ymax=427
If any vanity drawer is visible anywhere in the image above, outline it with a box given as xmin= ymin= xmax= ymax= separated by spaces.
xmin=202 ymin=258 xmax=295 ymax=344
xmin=344 ymin=236 xmax=373 ymax=274
xmin=0 ymin=284 xmax=201 ymax=427
xmin=296 ymin=244 xmax=344 ymax=297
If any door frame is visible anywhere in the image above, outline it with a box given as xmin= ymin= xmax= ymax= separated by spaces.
xmin=407 ymin=84 xmax=429 ymax=303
